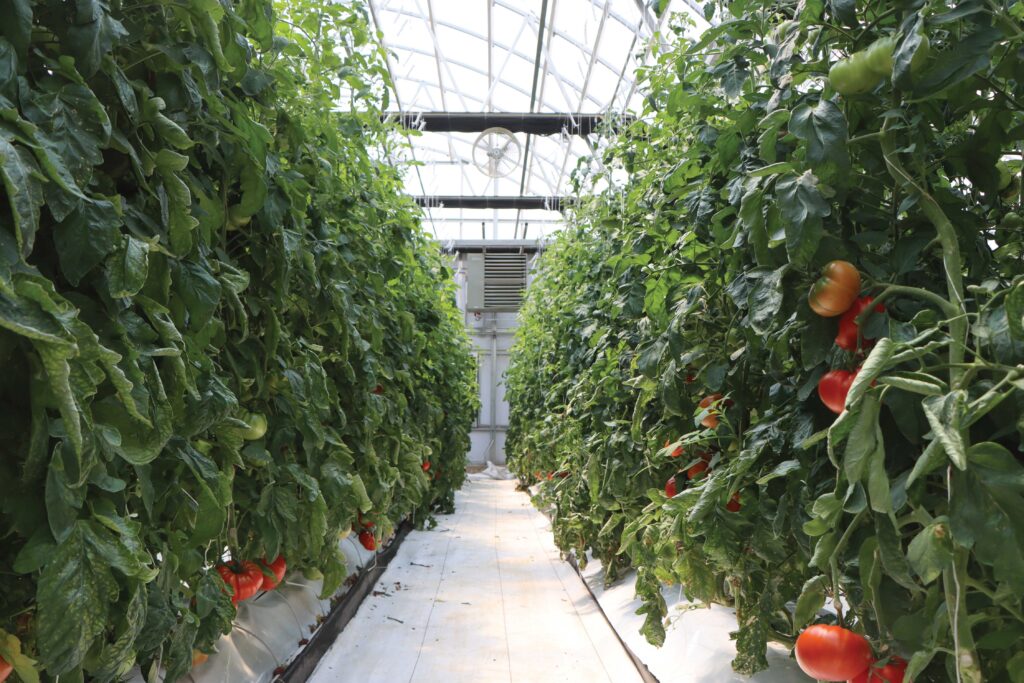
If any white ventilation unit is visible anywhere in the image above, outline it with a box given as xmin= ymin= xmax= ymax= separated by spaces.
xmin=465 ymin=252 xmax=528 ymax=311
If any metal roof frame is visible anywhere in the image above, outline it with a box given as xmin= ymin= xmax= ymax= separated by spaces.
xmin=369 ymin=0 xmax=704 ymax=241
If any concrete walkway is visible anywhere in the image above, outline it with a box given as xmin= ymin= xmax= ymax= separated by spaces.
xmin=307 ymin=479 xmax=644 ymax=683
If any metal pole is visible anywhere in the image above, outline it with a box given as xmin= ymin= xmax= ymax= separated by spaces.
xmin=490 ymin=312 xmax=499 ymax=464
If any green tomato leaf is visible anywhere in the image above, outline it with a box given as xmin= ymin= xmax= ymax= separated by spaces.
xmin=794 ymin=575 xmax=828 ymax=628
xmin=789 ymin=100 xmax=850 ymax=169
xmin=907 ymin=516 xmax=952 ymax=584
xmin=845 ymin=393 xmax=882 ymax=483
xmin=0 ymin=629 xmax=40 ymax=683
xmin=873 ymin=513 xmax=921 ymax=593
xmin=775 ymin=172 xmax=828 ymax=268
xmin=922 ymin=391 xmax=968 ymax=470
xmin=107 ymin=236 xmax=150 ymax=299
xmin=37 ymin=523 xmax=117 ymax=674
xmin=53 ymin=199 xmax=121 ymax=286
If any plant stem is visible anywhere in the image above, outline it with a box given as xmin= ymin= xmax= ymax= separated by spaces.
xmin=965 ymin=578 xmax=1024 ymax=623
xmin=868 ymin=284 xmax=957 ymax=318
xmin=882 ymin=112 xmax=978 ymax=683
xmin=944 ymin=545 xmax=984 ymax=683
xmin=847 ymin=132 xmax=882 ymax=145
xmin=879 ymin=118 xmax=968 ymax=387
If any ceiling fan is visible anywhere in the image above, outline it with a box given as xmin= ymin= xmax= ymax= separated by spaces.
xmin=472 ymin=127 xmax=521 ymax=178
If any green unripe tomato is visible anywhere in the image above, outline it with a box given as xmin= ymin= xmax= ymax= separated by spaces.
xmin=863 ymin=36 xmax=896 ymax=78
xmin=910 ymin=33 xmax=931 ymax=73
xmin=241 ymin=412 xmax=268 ymax=440
xmin=227 ymin=204 xmax=252 ymax=230
xmin=997 ymin=161 xmax=1012 ymax=190
xmin=1000 ymin=212 xmax=1023 ymax=229
xmin=1002 ymin=176 xmax=1021 ymax=201
xmin=829 ymin=52 xmax=881 ymax=95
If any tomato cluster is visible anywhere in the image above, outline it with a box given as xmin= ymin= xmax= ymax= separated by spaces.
xmin=795 ymin=624 xmax=909 ymax=683
xmin=828 ymin=34 xmax=929 ymax=96
xmin=216 ymin=555 xmax=288 ymax=605
xmin=808 ymin=262 xmax=886 ymax=414
xmin=664 ymin=450 xmax=726 ymax=507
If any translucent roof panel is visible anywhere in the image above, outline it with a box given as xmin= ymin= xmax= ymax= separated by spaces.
xmin=368 ymin=0 xmax=707 ymax=242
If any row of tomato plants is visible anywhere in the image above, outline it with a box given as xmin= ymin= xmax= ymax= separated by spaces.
xmin=506 ymin=0 xmax=1024 ymax=680
xmin=0 ymin=0 xmax=478 ymax=681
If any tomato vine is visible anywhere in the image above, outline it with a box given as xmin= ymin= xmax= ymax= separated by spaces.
xmin=507 ymin=0 xmax=1024 ymax=680
xmin=0 ymin=0 xmax=477 ymax=680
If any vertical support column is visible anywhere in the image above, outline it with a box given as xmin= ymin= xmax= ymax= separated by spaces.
xmin=490 ymin=311 xmax=499 ymax=463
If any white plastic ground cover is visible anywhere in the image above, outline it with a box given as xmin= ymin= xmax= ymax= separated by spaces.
xmin=577 ymin=557 xmax=805 ymax=683
xmin=307 ymin=479 xmax=643 ymax=683
xmin=121 ymin=534 xmax=378 ymax=683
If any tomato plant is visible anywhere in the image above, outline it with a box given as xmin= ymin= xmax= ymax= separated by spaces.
xmin=0 ymin=0 xmax=478 ymax=680
xmin=506 ymin=0 xmax=1024 ymax=678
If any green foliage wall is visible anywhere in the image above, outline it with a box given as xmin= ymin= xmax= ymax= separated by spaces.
xmin=0 ymin=0 xmax=477 ymax=680
xmin=507 ymin=1 xmax=1024 ymax=680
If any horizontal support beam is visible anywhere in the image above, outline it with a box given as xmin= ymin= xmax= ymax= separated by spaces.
xmin=414 ymin=195 xmax=567 ymax=211
xmin=383 ymin=112 xmax=633 ymax=136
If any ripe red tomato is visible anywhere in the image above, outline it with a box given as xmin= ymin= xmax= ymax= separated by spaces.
xmin=795 ymin=624 xmax=873 ymax=681
xmin=422 ymin=461 xmax=431 ymax=472
xmin=358 ymin=513 xmax=375 ymax=529
xmin=664 ymin=438 xmax=684 ymax=457
xmin=358 ymin=529 xmax=377 ymax=551
xmin=699 ymin=394 xmax=724 ymax=428
xmin=836 ymin=297 xmax=885 ymax=351
xmin=687 ymin=451 xmax=711 ymax=479
xmin=809 ymin=260 xmax=861 ymax=317
xmin=260 ymin=555 xmax=287 ymax=590
xmin=665 ymin=476 xmax=678 ymax=498
xmin=849 ymin=656 xmax=909 ymax=683
xmin=372 ymin=385 xmax=384 ymax=395
xmin=217 ymin=561 xmax=265 ymax=605
xmin=0 ymin=656 xmax=12 ymax=683
xmin=818 ymin=369 xmax=858 ymax=414
xmin=725 ymin=491 xmax=742 ymax=512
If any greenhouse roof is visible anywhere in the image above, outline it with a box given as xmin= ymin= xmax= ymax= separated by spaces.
xmin=368 ymin=0 xmax=705 ymax=242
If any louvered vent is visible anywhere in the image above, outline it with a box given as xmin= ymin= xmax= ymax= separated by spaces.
xmin=482 ymin=253 xmax=528 ymax=310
